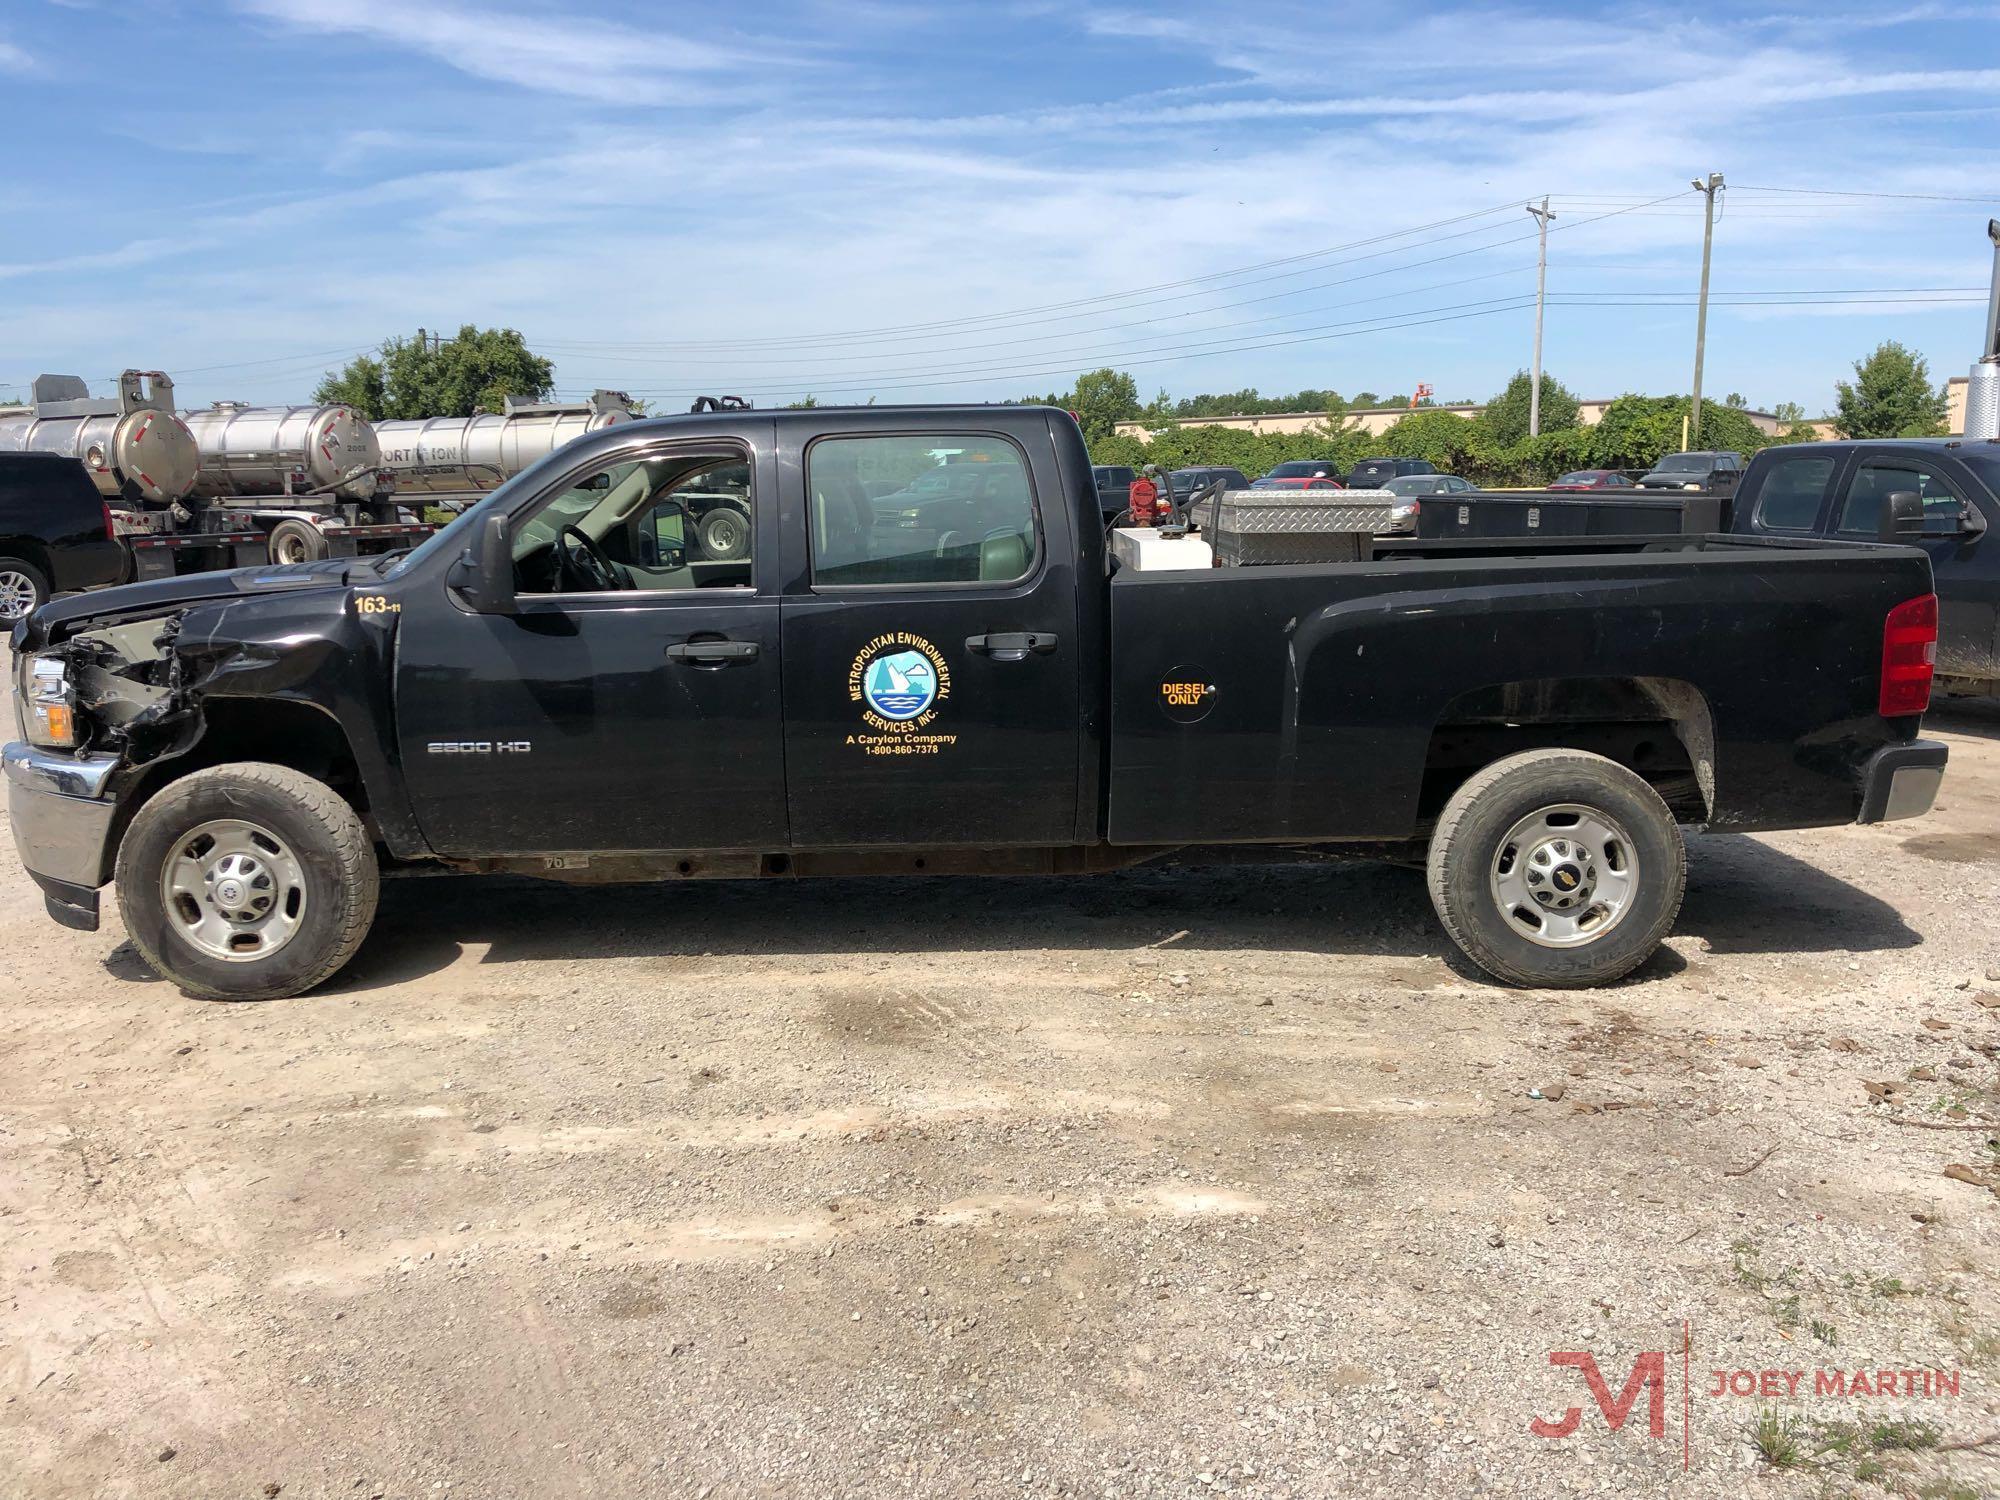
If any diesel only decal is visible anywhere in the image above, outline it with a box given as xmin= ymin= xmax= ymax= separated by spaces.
xmin=846 ymin=632 xmax=957 ymax=757
xmin=1159 ymin=665 xmax=1218 ymax=723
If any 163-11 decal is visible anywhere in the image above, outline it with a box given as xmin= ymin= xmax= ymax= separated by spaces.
xmin=847 ymin=632 xmax=957 ymax=757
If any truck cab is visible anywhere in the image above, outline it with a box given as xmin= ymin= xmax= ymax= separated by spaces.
xmin=7 ymin=407 xmax=1948 ymax=1002
xmin=1730 ymin=439 xmax=2000 ymax=689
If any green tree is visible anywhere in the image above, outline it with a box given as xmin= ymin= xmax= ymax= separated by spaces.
xmin=1772 ymin=400 xmax=1806 ymax=424
xmin=1373 ymin=408 xmax=1478 ymax=468
xmin=1476 ymin=369 xmax=1580 ymax=446
xmin=314 ymin=326 xmax=555 ymax=420
xmin=1832 ymin=340 xmax=1949 ymax=438
xmin=1061 ymin=367 xmax=1141 ymax=442
xmin=1591 ymin=394 xmax=1768 ymax=469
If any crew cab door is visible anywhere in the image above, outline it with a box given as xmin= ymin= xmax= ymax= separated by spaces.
xmin=394 ymin=431 xmax=788 ymax=856
xmin=778 ymin=425 xmax=1082 ymax=847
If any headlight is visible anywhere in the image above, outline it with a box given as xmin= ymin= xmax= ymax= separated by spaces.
xmin=21 ymin=654 xmax=78 ymax=748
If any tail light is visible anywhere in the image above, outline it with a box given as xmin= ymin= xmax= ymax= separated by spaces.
xmin=1880 ymin=593 xmax=1938 ymax=717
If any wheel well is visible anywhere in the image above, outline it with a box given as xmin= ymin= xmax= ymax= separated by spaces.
xmin=116 ymin=698 xmax=367 ymax=849
xmin=0 ymin=541 xmax=52 ymax=578
xmin=1419 ymin=677 xmax=1715 ymax=822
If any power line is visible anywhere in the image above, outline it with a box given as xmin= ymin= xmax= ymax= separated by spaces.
xmin=1732 ymin=184 xmax=2000 ymax=204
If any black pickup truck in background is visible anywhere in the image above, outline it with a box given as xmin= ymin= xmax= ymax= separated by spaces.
xmin=6 ymin=407 xmax=1946 ymax=1002
xmin=1422 ymin=438 xmax=2000 ymax=693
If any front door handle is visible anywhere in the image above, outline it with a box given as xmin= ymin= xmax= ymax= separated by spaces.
xmin=665 ymin=638 xmax=761 ymax=666
xmin=965 ymin=631 xmax=1057 ymax=664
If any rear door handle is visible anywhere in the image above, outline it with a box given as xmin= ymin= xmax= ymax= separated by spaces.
xmin=965 ymin=631 xmax=1057 ymax=663
xmin=665 ymin=638 xmax=761 ymax=666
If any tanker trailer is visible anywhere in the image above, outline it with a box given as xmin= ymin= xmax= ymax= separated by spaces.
xmin=373 ymin=389 xmax=632 ymax=503
xmin=180 ymin=401 xmax=383 ymax=502
xmin=0 ymin=372 xmax=200 ymax=506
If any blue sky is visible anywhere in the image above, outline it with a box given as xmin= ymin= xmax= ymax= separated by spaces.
xmin=3 ymin=0 xmax=1999 ymax=416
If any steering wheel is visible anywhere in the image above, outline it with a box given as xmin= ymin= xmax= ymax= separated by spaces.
xmin=557 ymin=524 xmax=628 ymax=592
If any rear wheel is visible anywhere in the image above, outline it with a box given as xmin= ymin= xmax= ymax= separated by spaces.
xmin=0 ymin=557 xmax=50 ymax=621
xmin=115 ymin=763 xmax=379 ymax=1001
xmin=696 ymin=505 xmax=750 ymax=561
xmin=1426 ymin=749 xmax=1685 ymax=988
xmin=267 ymin=518 xmax=328 ymax=566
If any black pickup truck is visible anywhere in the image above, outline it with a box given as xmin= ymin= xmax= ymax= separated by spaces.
xmin=6 ymin=406 xmax=1947 ymax=1001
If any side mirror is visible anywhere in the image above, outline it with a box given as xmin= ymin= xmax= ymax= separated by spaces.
xmin=446 ymin=513 xmax=515 ymax=613
xmin=1880 ymin=490 xmax=1924 ymax=542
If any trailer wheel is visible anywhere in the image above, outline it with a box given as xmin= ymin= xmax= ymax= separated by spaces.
xmin=267 ymin=518 xmax=328 ymax=566
xmin=115 ymin=763 xmax=379 ymax=1002
xmin=0 ymin=557 xmax=50 ymax=622
xmin=1426 ymin=749 xmax=1684 ymax=989
xmin=697 ymin=506 xmax=750 ymax=561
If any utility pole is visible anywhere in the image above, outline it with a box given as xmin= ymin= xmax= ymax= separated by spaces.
xmin=1689 ymin=171 xmax=1724 ymax=446
xmin=1525 ymin=197 xmax=1555 ymax=436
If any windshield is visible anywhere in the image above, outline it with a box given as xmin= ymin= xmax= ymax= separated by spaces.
xmin=1653 ymin=454 xmax=1707 ymax=473
xmin=1383 ymin=475 xmax=1436 ymax=495
xmin=1271 ymin=462 xmax=1330 ymax=478
xmin=1555 ymin=471 xmax=1597 ymax=484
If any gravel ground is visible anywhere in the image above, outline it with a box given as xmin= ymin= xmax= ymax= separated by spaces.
xmin=3 ymin=709 xmax=1998 ymax=1499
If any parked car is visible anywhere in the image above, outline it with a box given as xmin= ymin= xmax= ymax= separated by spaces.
xmin=5 ymin=406 xmax=1944 ymax=1000
xmin=1092 ymin=465 xmax=1134 ymax=520
xmin=1547 ymin=470 xmax=1638 ymax=492
xmin=1635 ymin=451 xmax=1743 ymax=494
xmin=1167 ymin=466 xmax=1253 ymax=519
xmin=1344 ymin=457 xmax=1437 ymax=490
xmin=1380 ymin=474 xmax=1477 ymax=497
xmin=1252 ymin=460 xmax=1343 ymax=490
xmin=0 ymin=453 xmax=127 ymax=622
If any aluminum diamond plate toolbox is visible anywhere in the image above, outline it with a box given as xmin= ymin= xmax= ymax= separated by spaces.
xmin=1202 ymin=488 xmax=1402 ymax=566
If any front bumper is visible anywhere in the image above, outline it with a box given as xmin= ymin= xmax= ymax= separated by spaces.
xmin=3 ymin=742 xmax=124 ymax=931
xmin=1856 ymin=739 xmax=1947 ymax=825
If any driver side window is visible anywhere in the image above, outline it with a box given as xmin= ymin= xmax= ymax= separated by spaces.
xmin=514 ymin=452 xmax=755 ymax=595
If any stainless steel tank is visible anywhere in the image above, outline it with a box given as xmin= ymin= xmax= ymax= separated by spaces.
xmin=181 ymin=402 xmax=382 ymax=501
xmin=372 ymin=390 xmax=633 ymax=495
xmin=0 ymin=371 xmax=201 ymax=506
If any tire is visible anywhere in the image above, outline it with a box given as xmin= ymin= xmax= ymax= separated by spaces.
xmin=696 ymin=506 xmax=750 ymax=561
xmin=267 ymin=518 xmax=328 ymax=566
xmin=0 ymin=557 xmax=50 ymax=623
xmin=1426 ymin=748 xmax=1685 ymax=989
xmin=115 ymin=762 xmax=379 ymax=1001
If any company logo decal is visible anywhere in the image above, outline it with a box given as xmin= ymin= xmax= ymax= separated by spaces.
xmin=847 ymin=632 xmax=956 ymax=758
xmin=862 ymin=649 xmax=939 ymax=721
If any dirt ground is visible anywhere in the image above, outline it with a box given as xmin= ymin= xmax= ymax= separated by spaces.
xmin=3 ymin=710 xmax=1998 ymax=1500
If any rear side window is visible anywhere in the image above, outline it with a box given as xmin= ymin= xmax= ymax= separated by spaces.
xmin=809 ymin=434 xmax=1038 ymax=587
xmin=1837 ymin=461 xmax=1967 ymax=537
xmin=1752 ymin=455 xmax=1837 ymax=531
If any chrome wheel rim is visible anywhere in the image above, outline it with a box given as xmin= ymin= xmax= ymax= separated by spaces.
xmin=0 ymin=570 xmax=39 ymax=620
xmin=160 ymin=818 xmax=308 ymax=962
xmin=273 ymin=532 xmax=310 ymax=565
xmin=1489 ymin=803 xmax=1638 ymax=948
xmin=705 ymin=512 xmax=745 ymax=556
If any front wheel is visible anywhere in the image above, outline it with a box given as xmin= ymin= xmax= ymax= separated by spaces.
xmin=1426 ymin=749 xmax=1685 ymax=988
xmin=0 ymin=556 xmax=50 ymax=622
xmin=115 ymin=763 xmax=379 ymax=1001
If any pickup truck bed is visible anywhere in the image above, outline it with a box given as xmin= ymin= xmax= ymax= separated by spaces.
xmin=5 ymin=405 xmax=1948 ymax=1001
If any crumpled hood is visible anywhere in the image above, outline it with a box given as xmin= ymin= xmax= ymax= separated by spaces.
xmin=16 ymin=557 xmax=368 ymax=650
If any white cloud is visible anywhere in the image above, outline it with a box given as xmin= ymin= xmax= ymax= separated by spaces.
xmin=0 ymin=35 xmax=31 ymax=72
xmin=233 ymin=0 xmax=791 ymax=104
